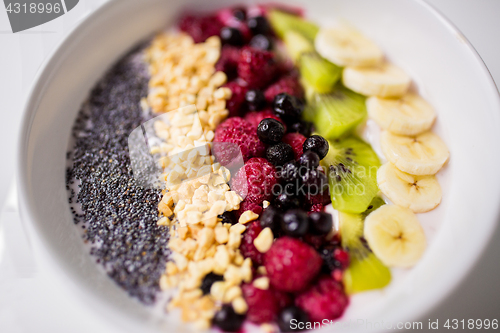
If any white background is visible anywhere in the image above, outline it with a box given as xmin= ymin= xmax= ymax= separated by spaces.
xmin=1 ymin=0 xmax=499 ymax=332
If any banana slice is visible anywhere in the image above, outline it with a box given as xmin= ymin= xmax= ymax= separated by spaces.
xmin=380 ymin=131 xmax=449 ymax=175
xmin=367 ymin=93 xmax=436 ymax=135
xmin=343 ymin=63 xmax=411 ymax=98
xmin=315 ymin=25 xmax=383 ymax=67
xmin=364 ymin=205 xmax=426 ymax=268
xmin=377 ymin=162 xmax=442 ymax=213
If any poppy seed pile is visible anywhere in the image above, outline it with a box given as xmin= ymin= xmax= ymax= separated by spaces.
xmin=66 ymin=46 xmax=169 ymax=305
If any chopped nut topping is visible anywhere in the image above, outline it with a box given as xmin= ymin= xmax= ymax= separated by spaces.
xmin=253 ymin=276 xmax=270 ymax=290
xmin=254 ymin=227 xmax=274 ymax=253
xmin=238 ymin=210 xmax=259 ymax=224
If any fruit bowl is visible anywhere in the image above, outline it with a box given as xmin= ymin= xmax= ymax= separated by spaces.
xmin=17 ymin=0 xmax=500 ymax=332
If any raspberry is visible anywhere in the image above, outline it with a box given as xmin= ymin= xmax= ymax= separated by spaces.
xmin=273 ymin=289 xmax=293 ymax=309
xmin=238 ymin=46 xmax=277 ymax=89
xmin=240 ymin=221 xmax=264 ymax=265
xmin=264 ymin=75 xmax=304 ymax=103
xmin=307 ymin=191 xmax=331 ymax=206
xmin=224 ymin=81 xmax=248 ymax=117
xmin=236 ymin=200 xmax=263 ymax=217
xmin=231 ymin=157 xmax=277 ymax=204
xmin=244 ymin=108 xmax=286 ymax=130
xmin=178 ymin=14 xmax=223 ymax=43
xmin=309 ymin=204 xmax=325 ymax=213
xmin=303 ymin=234 xmax=327 ymax=249
xmin=216 ymin=46 xmax=241 ymax=81
xmin=242 ymin=283 xmax=279 ymax=323
xmin=282 ymin=133 xmax=307 ymax=160
xmin=264 ymin=237 xmax=323 ymax=292
xmin=214 ymin=117 xmax=265 ymax=165
xmin=295 ymin=276 xmax=349 ymax=321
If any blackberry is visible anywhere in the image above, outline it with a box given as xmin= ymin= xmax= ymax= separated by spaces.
xmin=218 ymin=211 xmax=238 ymax=225
xmin=212 ymin=304 xmax=246 ymax=332
xmin=247 ymin=16 xmax=270 ymax=35
xmin=303 ymin=135 xmax=329 ymax=160
xmin=274 ymin=192 xmax=300 ymax=211
xmin=200 ymin=273 xmax=224 ymax=295
xmin=273 ymin=93 xmax=303 ymax=124
xmin=278 ymin=161 xmax=300 ymax=183
xmin=250 ymin=34 xmax=273 ymax=51
xmin=289 ymin=121 xmax=313 ymax=137
xmin=298 ymin=151 xmax=320 ymax=170
xmin=265 ymin=142 xmax=294 ymax=166
xmin=278 ymin=306 xmax=309 ymax=332
xmin=309 ymin=212 xmax=333 ymax=235
xmin=245 ymin=89 xmax=266 ymax=111
xmin=281 ymin=209 xmax=309 ymax=237
xmin=257 ymin=118 xmax=285 ymax=144
xmin=260 ymin=206 xmax=283 ymax=234
xmin=232 ymin=7 xmax=246 ymax=21
xmin=220 ymin=27 xmax=244 ymax=46
xmin=319 ymin=244 xmax=344 ymax=272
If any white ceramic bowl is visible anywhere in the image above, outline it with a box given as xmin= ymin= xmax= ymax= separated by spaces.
xmin=17 ymin=0 xmax=500 ymax=332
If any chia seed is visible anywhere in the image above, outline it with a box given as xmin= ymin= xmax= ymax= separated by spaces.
xmin=66 ymin=44 xmax=169 ymax=305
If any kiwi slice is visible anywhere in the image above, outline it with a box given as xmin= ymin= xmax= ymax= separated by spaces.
xmin=283 ymin=30 xmax=314 ymax=63
xmin=299 ymin=53 xmax=341 ymax=94
xmin=321 ymin=136 xmax=380 ymax=213
xmin=313 ymin=85 xmax=367 ymax=140
xmin=268 ymin=9 xmax=319 ymax=41
xmin=339 ymin=209 xmax=391 ymax=295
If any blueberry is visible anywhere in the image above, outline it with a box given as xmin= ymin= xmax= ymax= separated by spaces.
xmin=250 ymin=34 xmax=273 ymax=51
xmin=283 ymin=180 xmax=299 ymax=196
xmin=247 ymin=16 xmax=270 ymax=35
xmin=281 ymin=209 xmax=309 ymax=237
xmin=200 ymin=272 xmax=224 ymax=295
xmin=289 ymin=121 xmax=313 ymax=137
xmin=220 ymin=27 xmax=244 ymax=46
xmin=309 ymin=212 xmax=333 ymax=235
xmin=265 ymin=142 xmax=295 ymax=166
xmin=303 ymin=135 xmax=329 ymax=160
xmin=260 ymin=206 xmax=283 ymax=233
xmin=232 ymin=8 xmax=246 ymax=21
xmin=273 ymin=93 xmax=303 ymax=124
xmin=245 ymin=89 xmax=266 ymax=111
xmin=278 ymin=161 xmax=300 ymax=183
xmin=278 ymin=306 xmax=309 ymax=332
xmin=274 ymin=192 xmax=300 ymax=210
xmin=258 ymin=118 xmax=285 ymax=144
xmin=218 ymin=211 xmax=237 ymax=225
xmin=212 ymin=304 xmax=246 ymax=332
xmin=299 ymin=151 xmax=320 ymax=170
xmin=302 ymin=169 xmax=328 ymax=194
xmin=319 ymin=244 xmax=343 ymax=272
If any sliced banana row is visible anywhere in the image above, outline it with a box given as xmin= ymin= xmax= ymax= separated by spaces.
xmin=377 ymin=162 xmax=441 ymax=213
xmin=315 ymin=25 xmax=383 ymax=67
xmin=364 ymin=205 xmax=427 ymax=268
xmin=380 ymin=131 xmax=449 ymax=176
xmin=343 ymin=63 xmax=411 ymax=98
xmin=315 ymin=24 xmax=451 ymax=268
xmin=367 ymin=93 xmax=436 ymax=136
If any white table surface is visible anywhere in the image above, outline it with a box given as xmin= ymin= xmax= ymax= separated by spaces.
xmin=1 ymin=0 xmax=499 ymax=332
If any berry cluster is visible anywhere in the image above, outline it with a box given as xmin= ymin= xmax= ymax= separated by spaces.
xmin=177 ymin=6 xmax=350 ymax=332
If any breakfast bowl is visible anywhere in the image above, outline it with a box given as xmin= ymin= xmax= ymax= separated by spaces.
xmin=17 ymin=0 xmax=500 ymax=332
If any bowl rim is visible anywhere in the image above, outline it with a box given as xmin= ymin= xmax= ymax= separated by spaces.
xmin=16 ymin=0 xmax=500 ymax=330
